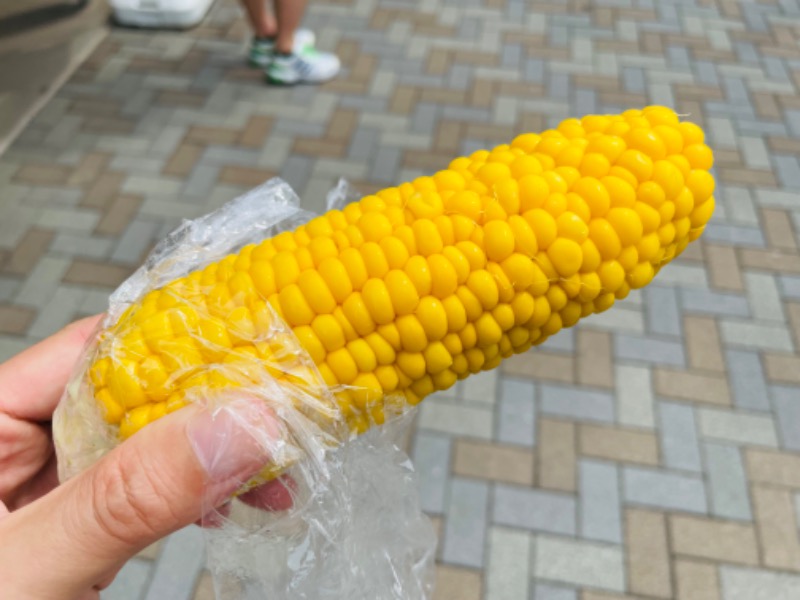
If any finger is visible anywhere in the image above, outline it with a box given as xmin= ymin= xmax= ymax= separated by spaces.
xmin=238 ymin=475 xmax=296 ymax=512
xmin=0 ymin=314 xmax=103 ymax=422
xmin=0 ymin=396 xmax=279 ymax=598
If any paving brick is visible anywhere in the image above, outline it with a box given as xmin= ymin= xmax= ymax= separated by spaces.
xmin=579 ymin=424 xmax=659 ymax=466
xmin=745 ymin=272 xmax=786 ymax=322
xmin=442 ymin=477 xmax=489 ymax=568
xmin=655 ymin=366 xmax=731 ymax=406
xmin=626 ymin=509 xmax=672 ymax=598
xmin=576 ymin=329 xmax=613 ymax=388
xmin=580 ymin=460 xmax=622 ymax=544
xmin=698 ymin=407 xmax=779 ymax=447
xmin=534 ymin=535 xmax=625 ymax=593
xmin=15 ymin=256 xmax=71 ymax=308
xmin=684 ymin=316 xmax=725 ymax=372
xmin=704 ymin=244 xmax=744 ymax=291
xmin=772 ymin=385 xmax=800 ymax=451
xmin=704 ymin=442 xmax=753 ymax=521
xmin=611 ymin=361 xmax=656 ymax=435
xmin=460 ymin=369 xmax=497 ymax=405
xmin=680 ymin=288 xmax=749 ymax=317
xmin=143 ymin=525 xmax=205 ymax=600
xmin=726 ymin=349 xmax=771 ymax=411
xmin=623 ymin=467 xmax=707 ymax=514
xmin=674 ymin=559 xmax=721 ymax=600
xmin=752 ymin=485 xmax=800 ymax=572
xmin=658 ymin=402 xmax=702 ymax=472
xmin=533 ymin=583 xmax=577 ymax=600
xmin=719 ymin=320 xmax=794 ymax=353
xmin=670 ymin=515 xmax=759 ymax=566
xmin=720 ymin=566 xmax=800 ymax=600
xmin=493 ymin=484 xmax=576 ymax=535
xmin=433 ymin=565 xmax=482 ymax=600
xmin=418 ymin=397 xmax=493 ymax=440
xmin=497 ymin=378 xmax=536 ymax=447
xmin=585 ymin=305 xmax=645 ymax=334
xmin=645 ymin=285 xmax=682 ymax=337
xmin=764 ymin=354 xmax=800 ymax=385
xmin=538 ymin=419 xmax=577 ymax=493
xmin=762 ymin=208 xmax=798 ymax=251
xmin=454 ymin=440 xmax=534 ymax=486
xmin=502 ymin=350 xmax=575 ymax=384
xmin=614 ymin=334 xmax=685 ymax=367
xmin=486 ymin=527 xmax=531 ymax=600
xmin=412 ymin=431 xmax=451 ymax=514
xmin=746 ymin=448 xmax=800 ymax=489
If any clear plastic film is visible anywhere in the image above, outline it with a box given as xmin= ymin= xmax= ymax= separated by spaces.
xmin=52 ymin=178 xmax=437 ymax=600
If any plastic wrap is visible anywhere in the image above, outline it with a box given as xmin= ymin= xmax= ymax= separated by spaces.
xmin=52 ymin=178 xmax=437 ymax=600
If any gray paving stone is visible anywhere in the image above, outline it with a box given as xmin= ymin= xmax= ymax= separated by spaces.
xmin=14 ymin=256 xmax=71 ymax=309
xmin=703 ymin=223 xmax=766 ymax=247
xmin=622 ymin=67 xmax=646 ymax=93
xmin=539 ymin=384 xmax=615 ymax=424
xmin=497 ymin=378 xmax=536 ymax=447
xmin=579 ymin=460 xmax=622 ymax=544
xmin=645 ymin=285 xmax=682 ymax=337
xmin=486 ymin=527 xmax=531 ymax=600
xmin=442 ymin=477 xmax=489 ymax=568
xmin=704 ymin=442 xmax=753 ymax=521
xmin=658 ymin=401 xmax=702 ymax=473
xmin=772 ymin=385 xmax=800 ymax=452
xmin=698 ymin=407 xmax=779 ymax=447
xmin=616 ymin=364 xmax=656 ymax=429
xmin=544 ymin=328 xmax=574 ymax=353
xmin=412 ymin=431 xmax=452 ymax=514
xmin=719 ymin=320 xmax=794 ymax=353
xmin=774 ymin=155 xmax=800 ymax=189
xmin=745 ymin=273 xmax=785 ymax=323
xmin=0 ymin=277 xmax=20 ymax=303
xmin=101 ymin=558 xmax=153 ymax=600
xmin=721 ymin=186 xmax=759 ymax=226
xmin=726 ymin=350 xmax=771 ymax=412
xmin=534 ymin=535 xmax=625 ymax=593
xmin=144 ymin=525 xmax=205 ymax=600
xmin=680 ymin=288 xmax=750 ymax=317
xmin=371 ymin=145 xmax=401 ymax=184
xmin=614 ymin=334 xmax=686 ymax=367
xmin=111 ymin=220 xmax=161 ymax=265
xmin=623 ymin=466 xmax=708 ymax=514
xmin=533 ymin=583 xmax=577 ymax=600
xmin=721 ymin=566 xmax=800 ymax=600
xmin=493 ymin=484 xmax=576 ymax=536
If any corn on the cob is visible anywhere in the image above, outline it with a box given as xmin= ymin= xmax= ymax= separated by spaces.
xmin=88 ymin=106 xmax=714 ymax=440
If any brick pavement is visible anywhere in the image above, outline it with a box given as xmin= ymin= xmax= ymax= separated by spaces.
xmin=0 ymin=0 xmax=799 ymax=598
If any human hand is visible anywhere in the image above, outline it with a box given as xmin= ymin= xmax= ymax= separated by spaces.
xmin=0 ymin=315 xmax=292 ymax=599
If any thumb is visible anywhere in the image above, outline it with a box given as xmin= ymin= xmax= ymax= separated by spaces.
xmin=0 ymin=396 xmax=278 ymax=599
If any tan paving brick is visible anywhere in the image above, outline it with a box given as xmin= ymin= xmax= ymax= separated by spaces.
xmin=654 ymin=368 xmax=731 ymax=406
xmin=675 ymin=559 xmax=721 ymax=600
xmin=434 ymin=120 xmax=463 ymax=154
xmin=136 ymin=541 xmax=163 ymax=560
xmin=670 ymin=515 xmax=760 ymax=566
xmin=238 ymin=115 xmax=273 ymax=148
xmin=684 ymin=316 xmax=725 ymax=372
xmin=705 ymin=244 xmax=743 ymax=291
xmin=582 ymin=592 xmax=648 ymax=600
xmin=788 ymin=302 xmax=800 ymax=349
xmin=156 ymin=89 xmax=207 ymax=107
xmin=626 ymin=509 xmax=671 ymax=598
xmin=502 ymin=351 xmax=574 ymax=384
xmin=67 ymin=152 xmax=112 ymax=186
xmin=746 ymin=448 xmax=800 ymax=489
xmin=740 ymin=248 xmax=800 ymax=274
xmin=767 ymin=136 xmax=800 ymax=154
xmin=326 ymin=108 xmax=358 ymax=143
xmin=761 ymin=209 xmax=797 ymax=251
xmin=80 ymin=171 xmax=126 ymax=210
xmin=3 ymin=228 xmax=54 ymax=276
xmin=453 ymin=440 xmax=534 ymax=485
xmin=752 ymin=485 xmax=800 ymax=572
xmin=218 ymin=166 xmax=276 ymax=187
xmin=192 ymin=570 xmax=215 ymax=600
xmin=763 ymin=353 xmax=800 ymax=384
xmin=470 ymin=78 xmax=494 ymax=109
xmin=186 ymin=126 xmax=240 ymax=145
xmin=537 ymin=418 xmax=576 ymax=492
xmin=63 ymin=259 xmax=133 ymax=288
xmin=579 ymin=424 xmax=659 ymax=466
xmin=0 ymin=305 xmax=36 ymax=335
xmin=163 ymin=142 xmax=205 ymax=177
xmin=13 ymin=164 xmax=72 ymax=185
xmin=292 ymin=138 xmax=346 ymax=158
xmin=426 ymin=48 xmax=451 ymax=75
xmin=390 ymin=85 xmax=418 ymax=115
xmin=577 ymin=329 xmax=613 ymax=388
xmin=433 ymin=565 xmax=482 ymax=600
xmin=753 ymin=92 xmax=783 ymax=120
xmin=82 ymin=116 xmax=135 ymax=135
xmin=718 ymin=167 xmax=778 ymax=187
xmin=95 ymin=195 xmax=142 ymax=236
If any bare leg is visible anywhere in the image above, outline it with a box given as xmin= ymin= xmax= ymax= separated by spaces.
xmin=239 ymin=0 xmax=277 ymax=38
xmin=273 ymin=0 xmax=308 ymax=54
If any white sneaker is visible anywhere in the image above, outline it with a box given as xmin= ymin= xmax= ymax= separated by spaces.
xmin=248 ymin=28 xmax=315 ymax=68
xmin=266 ymin=47 xmax=341 ymax=85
